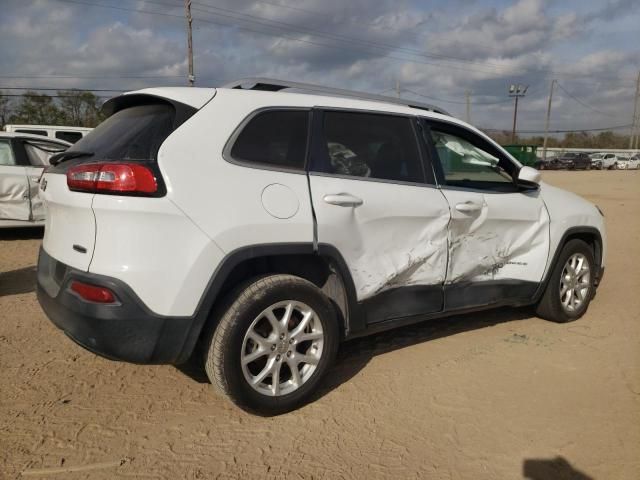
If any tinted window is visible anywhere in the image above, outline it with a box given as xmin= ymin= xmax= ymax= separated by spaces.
xmin=428 ymin=126 xmax=515 ymax=189
xmin=317 ymin=111 xmax=423 ymax=183
xmin=0 ymin=140 xmax=16 ymax=166
xmin=67 ymin=104 xmax=174 ymax=161
xmin=16 ymin=129 xmax=47 ymax=137
xmin=230 ymin=110 xmax=309 ymax=170
xmin=55 ymin=131 xmax=83 ymax=143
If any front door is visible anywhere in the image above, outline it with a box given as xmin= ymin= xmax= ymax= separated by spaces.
xmin=422 ymin=120 xmax=550 ymax=310
xmin=308 ymin=109 xmax=451 ymax=324
xmin=0 ymin=140 xmax=30 ymax=221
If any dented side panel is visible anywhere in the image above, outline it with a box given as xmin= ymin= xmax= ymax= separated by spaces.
xmin=0 ymin=165 xmax=30 ymax=221
xmin=309 ymin=175 xmax=451 ymax=301
xmin=440 ymin=188 xmax=550 ymax=285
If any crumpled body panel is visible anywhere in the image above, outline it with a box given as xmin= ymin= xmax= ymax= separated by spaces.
xmin=309 ymin=175 xmax=451 ymax=301
xmin=442 ymin=189 xmax=550 ymax=285
xmin=348 ymin=214 xmax=450 ymax=300
xmin=0 ymin=166 xmax=30 ymax=221
xmin=26 ymin=167 xmax=46 ymax=221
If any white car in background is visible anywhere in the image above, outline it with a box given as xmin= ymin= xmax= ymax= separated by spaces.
xmin=0 ymin=132 xmax=70 ymax=228
xmin=598 ymin=153 xmax=622 ymax=169
xmin=615 ymin=155 xmax=639 ymax=170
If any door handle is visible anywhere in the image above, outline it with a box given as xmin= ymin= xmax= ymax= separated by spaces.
xmin=455 ymin=201 xmax=482 ymax=213
xmin=323 ymin=193 xmax=364 ymax=207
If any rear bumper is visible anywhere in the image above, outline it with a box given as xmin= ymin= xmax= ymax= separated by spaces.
xmin=37 ymin=247 xmax=194 ymax=364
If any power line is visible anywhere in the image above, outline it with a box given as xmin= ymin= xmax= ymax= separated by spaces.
xmin=48 ymin=0 xmax=640 ymax=86
xmin=189 ymin=0 xmax=515 ymax=71
xmin=187 ymin=1 xmax=640 ymax=85
xmin=404 ymin=88 xmax=521 ymax=105
xmin=52 ymin=0 xmax=631 ymax=83
xmin=556 ymin=82 xmax=618 ymax=117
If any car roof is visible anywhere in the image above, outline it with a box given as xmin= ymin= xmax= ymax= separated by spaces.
xmin=121 ymin=83 xmax=453 ymax=120
xmin=0 ymin=131 xmax=72 ymax=146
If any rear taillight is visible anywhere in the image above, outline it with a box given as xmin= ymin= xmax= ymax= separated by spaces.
xmin=70 ymin=280 xmax=116 ymax=303
xmin=67 ymin=163 xmax=158 ymax=195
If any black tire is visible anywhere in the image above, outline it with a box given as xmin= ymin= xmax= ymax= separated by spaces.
xmin=203 ymin=274 xmax=339 ymax=415
xmin=535 ymin=239 xmax=595 ymax=323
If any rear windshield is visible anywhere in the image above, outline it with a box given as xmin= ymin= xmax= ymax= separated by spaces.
xmin=67 ymin=104 xmax=174 ymax=161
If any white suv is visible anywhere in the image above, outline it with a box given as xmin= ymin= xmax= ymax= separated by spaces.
xmin=37 ymin=79 xmax=606 ymax=414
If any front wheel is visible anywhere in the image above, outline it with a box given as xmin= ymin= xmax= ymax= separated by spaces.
xmin=203 ymin=274 xmax=339 ymax=415
xmin=535 ymin=239 xmax=595 ymax=323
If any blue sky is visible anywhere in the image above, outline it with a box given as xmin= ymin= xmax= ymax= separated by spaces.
xmin=1 ymin=0 xmax=639 ymax=134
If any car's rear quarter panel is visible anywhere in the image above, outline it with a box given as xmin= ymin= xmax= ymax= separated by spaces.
xmin=89 ymin=194 xmax=225 ymax=316
xmin=158 ymin=90 xmax=317 ymax=253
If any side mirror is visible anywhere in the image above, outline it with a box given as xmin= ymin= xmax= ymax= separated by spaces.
xmin=517 ymin=166 xmax=541 ymax=186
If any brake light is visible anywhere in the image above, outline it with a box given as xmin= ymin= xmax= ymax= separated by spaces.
xmin=70 ymin=280 xmax=116 ymax=303
xmin=67 ymin=163 xmax=157 ymax=194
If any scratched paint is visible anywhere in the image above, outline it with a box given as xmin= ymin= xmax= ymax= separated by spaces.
xmin=444 ymin=192 xmax=551 ymax=284
xmin=349 ymin=215 xmax=450 ymax=300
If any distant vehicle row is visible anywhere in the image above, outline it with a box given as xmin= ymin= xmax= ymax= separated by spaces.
xmin=535 ymin=152 xmax=639 ymax=170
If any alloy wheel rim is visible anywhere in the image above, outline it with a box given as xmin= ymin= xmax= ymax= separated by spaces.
xmin=241 ymin=301 xmax=324 ymax=397
xmin=559 ymin=253 xmax=591 ymax=312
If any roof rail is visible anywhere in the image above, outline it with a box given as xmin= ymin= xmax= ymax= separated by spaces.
xmin=221 ymin=77 xmax=450 ymax=116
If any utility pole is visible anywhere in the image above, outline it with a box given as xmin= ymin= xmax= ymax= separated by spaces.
xmin=395 ymin=79 xmax=401 ymax=98
xmin=630 ymin=71 xmax=640 ymax=150
xmin=465 ymin=90 xmax=471 ymax=123
xmin=542 ymin=79 xmax=556 ymax=160
xmin=509 ymin=84 xmax=528 ymax=143
xmin=184 ymin=0 xmax=195 ymax=87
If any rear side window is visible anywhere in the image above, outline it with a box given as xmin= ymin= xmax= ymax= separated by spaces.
xmin=230 ymin=110 xmax=309 ymax=170
xmin=314 ymin=111 xmax=424 ymax=184
xmin=55 ymin=131 xmax=83 ymax=143
xmin=0 ymin=140 xmax=16 ymax=166
xmin=67 ymin=104 xmax=174 ymax=161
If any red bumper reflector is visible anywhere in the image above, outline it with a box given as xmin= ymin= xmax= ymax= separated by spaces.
xmin=70 ymin=280 xmax=116 ymax=304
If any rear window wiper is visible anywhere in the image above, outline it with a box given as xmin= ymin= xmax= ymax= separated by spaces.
xmin=50 ymin=150 xmax=94 ymax=166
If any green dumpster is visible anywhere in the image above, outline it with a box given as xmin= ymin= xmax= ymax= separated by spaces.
xmin=502 ymin=145 xmax=538 ymax=167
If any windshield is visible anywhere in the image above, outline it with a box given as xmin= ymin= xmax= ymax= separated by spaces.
xmin=67 ymin=104 xmax=174 ymax=161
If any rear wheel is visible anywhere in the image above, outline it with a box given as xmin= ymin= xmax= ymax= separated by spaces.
xmin=535 ymin=239 xmax=595 ymax=323
xmin=203 ymin=274 xmax=339 ymax=415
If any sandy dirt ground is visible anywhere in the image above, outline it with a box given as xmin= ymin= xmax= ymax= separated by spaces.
xmin=1 ymin=170 xmax=639 ymax=479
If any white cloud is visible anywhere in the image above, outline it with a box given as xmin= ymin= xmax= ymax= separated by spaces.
xmin=0 ymin=0 xmax=638 ymax=132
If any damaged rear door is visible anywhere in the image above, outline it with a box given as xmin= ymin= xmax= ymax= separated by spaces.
xmin=308 ymin=109 xmax=451 ymax=324
xmin=0 ymin=139 xmax=30 ymax=221
xmin=422 ymin=120 xmax=550 ymax=310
